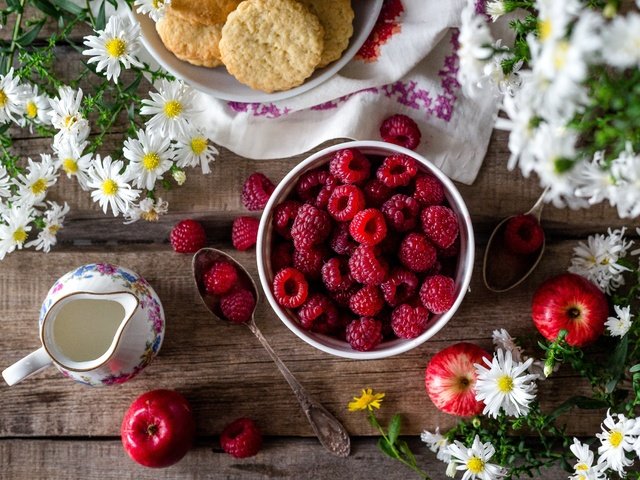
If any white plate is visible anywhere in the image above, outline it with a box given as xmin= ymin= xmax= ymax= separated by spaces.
xmin=131 ymin=0 xmax=384 ymax=102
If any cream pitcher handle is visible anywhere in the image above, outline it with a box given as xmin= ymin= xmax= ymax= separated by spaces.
xmin=2 ymin=347 xmax=53 ymax=386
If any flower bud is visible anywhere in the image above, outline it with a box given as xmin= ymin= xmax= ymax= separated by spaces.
xmin=172 ymin=169 xmax=186 ymax=185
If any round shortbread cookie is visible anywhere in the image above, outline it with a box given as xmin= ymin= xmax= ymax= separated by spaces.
xmin=156 ymin=9 xmax=223 ymax=68
xmin=169 ymin=0 xmax=242 ymax=26
xmin=219 ymin=0 xmax=325 ymax=93
xmin=297 ymin=0 xmax=354 ymax=68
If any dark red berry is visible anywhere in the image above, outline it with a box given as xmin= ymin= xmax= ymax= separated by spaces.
xmin=321 ymin=257 xmax=354 ymax=292
xmin=391 ymin=304 xmax=429 ymax=339
xmin=329 ymin=222 xmax=357 ymax=256
xmin=293 ymin=245 xmax=327 ymax=279
xmin=349 ymin=208 xmax=387 ymax=245
xmin=380 ymin=268 xmax=419 ymax=307
xmin=346 ymin=317 xmax=383 ymax=351
xmin=329 ymin=148 xmax=371 ymax=184
xmin=242 ymin=172 xmax=275 ymax=211
xmin=220 ymin=288 xmax=255 ymax=324
xmin=381 ymin=194 xmax=420 ymax=232
xmin=291 ymin=203 xmax=332 ymax=250
xmin=379 ymin=114 xmax=422 ymax=150
xmin=363 ymin=178 xmax=394 ymax=207
xmin=327 ymin=185 xmax=366 ymax=221
xmin=330 ymin=285 xmax=360 ymax=307
xmin=349 ymin=244 xmax=389 ymax=285
xmin=204 ymin=260 xmax=238 ymax=295
xmin=398 ymin=232 xmax=437 ymax=272
xmin=349 ymin=285 xmax=384 ymax=317
xmin=271 ymin=242 xmax=294 ymax=272
xmin=420 ymin=275 xmax=456 ymax=314
xmin=413 ymin=174 xmax=445 ymax=206
xmin=170 ymin=219 xmax=206 ymax=253
xmin=377 ymin=154 xmax=418 ymax=188
xmin=297 ymin=293 xmax=339 ymax=331
xmin=272 ymin=267 xmax=309 ymax=308
xmin=421 ymin=205 xmax=459 ymax=249
xmin=232 ymin=216 xmax=260 ymax=251
xmin=220 ymin=417 xmax=262 ymax=458
xmin=295 ymin=168 xmax=337 ymax=203
xmin=504 ymin=214 xmax=544 ymax=255
xmin=272 ymin=200 xmax=301 ymax=239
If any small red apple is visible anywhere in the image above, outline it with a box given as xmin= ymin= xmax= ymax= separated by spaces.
xmin=424 ymin=342 xmax=491 ymax=417
xmin=531 ymin=273 xmax=608 ymax=347
xmin=121 ymin=389 xmax=196 ymax=468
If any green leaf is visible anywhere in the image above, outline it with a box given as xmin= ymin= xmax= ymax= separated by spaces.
xmin=31 ymin=0 xmax=61 ymax=18
xmin=630 ymin=364 xmax=640 ymax=373
xmin=376 ymin=437 xmax=397 ymax=460
xmin=95 ymin=0 xmax=107 ymax=30
xmin=16 ymin=22 xmax=45 ymax=47
xmin=51 ymin=0 xmax=85 ymax=15
xmin=388 ymin=414 xmax=401 ymax=446
xmin=397 ymin=440 xmax=416 ymax=465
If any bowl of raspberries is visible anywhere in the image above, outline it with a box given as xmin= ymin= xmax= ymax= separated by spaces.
xmin=256 ymin=140 xmax=474 ymax=359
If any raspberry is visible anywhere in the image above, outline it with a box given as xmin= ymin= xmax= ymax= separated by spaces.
xmin=363 ymin=178 xmax=393 ymax=207
xmin=220 ymin=288 xmax=255 ymax=324
xmin=293 ymin=245 xmax=326 ymax=279
xmin=291 ymin=204 xmax=332 ymax=250
xmin=349 ymin=285 xmax=384 ymax=317
xmin=376 ymin=154 xmax=418 ymax=188
xmin=329 ymin=148 xmax=371 ymax=184
xmin=297 ymin=294 xmax=339 ymax=331
xmin=272 ymin=267 xmax=309 ymax=308
xmin=504 ymin=214 xmax=544 ymax=255
xmin=391 ymin=304 xmax=429 ymax=339
xmin=330 ymin=285 xmax=359 ymax=307
xmin=232 ymin=217 xmax=259 ymax=251
xmin=398 ymin=232 xmax=437 ymax=272
xmin=330 ymin=221 xmax=357 ymax=256
xmin=220 ymin=417 xmax=262 ymax=459
xmin=271 ymin=242 xmax=293 ymax=272
xmin=321 ymin=257 xmax=354 ymax=292
xmin=380 ymin=268 xmax=419 ymax=307
xmin=170 ymin=219 xmax=206 ymax=253
xmin=349 ymin=208 xmax=387 ymax=245
xmin=379 ymin=114 xmax=422 ymax=150
xmin=381 ymin=194 xmax=420 ymax=232
xmin=327 ymin=185 xmax=366 ymax=221
xmin=421 ymin=205 xmax=459 ymax=249
xmin=346 ymin=317 xmax=383 ymax=351
xmin=349 ymin=244 xmax=389 ymax=285
xmin=413 ymin=174 xmax=445 ymax=206
xmin=295 ymin=168 xmax=337 ymax=203
xmin=242 ymin=172 xmax=275 ymax=211
xmin=204 ymin=260 xmax=238 ymax=295
xmin=420 ymin=275 xmax=456 ymax=314
xmin=272 ymin=200 xmax=301 ymax=239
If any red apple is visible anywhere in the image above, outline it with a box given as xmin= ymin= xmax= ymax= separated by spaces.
xmin=532 ymin=273 xmax=608 ymax=347
xmin=121 ymin=389 xmax=196 ymax=468
xmin=424 ymin=342 xmax=491 ymax=417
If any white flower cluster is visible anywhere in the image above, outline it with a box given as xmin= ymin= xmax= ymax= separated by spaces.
xmin=458 ymin=0 xmax=640 ymax=217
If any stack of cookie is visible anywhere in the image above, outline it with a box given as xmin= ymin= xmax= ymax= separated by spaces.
xmin=156 ymin=0 xmax=354 ymax=93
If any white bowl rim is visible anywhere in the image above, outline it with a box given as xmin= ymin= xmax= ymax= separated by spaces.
xmin=256 ymin=140 xmax=475 ymax=360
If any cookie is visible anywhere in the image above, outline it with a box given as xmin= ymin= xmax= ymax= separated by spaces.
xmin=219 ymin=0 xmax=324 ymax=93
xmin=297 ymin=0 xmax=354 ymax=68
xmin=169 ymin=0 xmax=242 ymax=26
xmin=156 ymin=9 xmax=223 ymax=68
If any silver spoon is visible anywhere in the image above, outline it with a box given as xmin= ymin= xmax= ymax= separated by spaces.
xmin=482 ymin=187 xmax=549 ymax=292
xmin=192 ymin=248 xmax=351 ymax=457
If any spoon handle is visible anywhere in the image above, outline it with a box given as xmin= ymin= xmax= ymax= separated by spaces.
xmin=246 ymin=319 xmax=351 ymax=457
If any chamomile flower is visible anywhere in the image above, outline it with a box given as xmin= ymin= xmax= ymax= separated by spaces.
xmin=569 ymin=438 xmax=607 ymax=480
xmin=25 ymin=201 xmax=70 ymax=253
xmin=123 ymin=128 xmax=174 ymax=190
xmin=485 ymin=1 xmax=506 ymax=22
xmin=421 ymin=428 xmax=451 ymax=463
xmin=0 ymin=165 xmax=11 ymax=198
xmin=491 ymin=329 xmax=523 ymax=362
xmin=605 ymin=305 xmax=634 ymax=338
xmin=134 ymin=0 xmax=171 ymax=22
xmin=457 ymin=2 xmax=496 ymax=98
xmin=596 ymin=410 xmax=640 ymax=476
xmin=0 ymin=205 xmax=34 ymax=260
xmin=140 ymin=79 xmax=197 ymax=138
xmin=49 ymin=86 xmax=90 ymax=144
xmin=82 ymin=16 xmax=143 ymax=84
xmin=53 ymin=140 xmax=92 ymax=190
xmin=20 ymin=84 xmax=50 ymax=126
xmin=574 ymin=151 xmax=617 ymax=206
xmin=12 ymin=154 xmax=58 ymax=207
xmin=87 ymin=155 xmax=140 ymax=217
xmin=474 ymin=349 xmax=538 ymax=418
xmin=446 ymin=435 xmax=506 ymax=480
xmin=603 ymin=12 xmax=640 ymax=69
xmin=348 ymin=388 xmax=385 ymax=412
xmin=173 ymin=127 xmax=218 ymax=174
xmin=535 ymin=0 xmax=582 ymax=45
xmin=123 ymin=197 xmax=169 ymax=224
xmin=609 ymin=143 xmax=640 ymax=219
xmin=0 ymin=68 xmax=24 ymax=124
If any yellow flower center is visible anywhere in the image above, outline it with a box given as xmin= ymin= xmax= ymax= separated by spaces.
xmin=63 ymin=114 xmax=76 ymax=128
xmin=102 ymin=178 xmax=119 ymax=196
xmin=48 ymin=224 xmax=61 ymax=235
xmin=152 ymin=0 xmax=163 ymax=8
xmin=190 ymin=136 xmax=207 ymax=155
xmin=539 ymin=18 xmax=552 ymax=41
xmin=609 ymin=430 xmax=623 ymax=448
xmin=25 ymin=101 xmax=38 ymax=119
xmin=576 ymin=463 xmax=589 ymax=471
xmin=141 ymin=210 xmax=159 ymax=222
xmin=163 ymin=100 xmax=182 ymax=118
xmin=105 ymin=38 xmax=127 ymax=58
xmin=0 ymin=89 xmax=7 ymax=107
xmin=31 ymin=178 xmax=48 ymax=195
xmin=142 ymin=152 xmax=161 ymax=171
xmin=63 ymin=158 xmax=78 ymax=174
xmin=554 ymin=41 xmax=569 ymax=70
xmin=13 ymin=227 xmax=27 ymax=244
xmin=497 ymin=375 xmax=514 ymax=393
xmin=466 ymin=456 xmax=485 ymax=474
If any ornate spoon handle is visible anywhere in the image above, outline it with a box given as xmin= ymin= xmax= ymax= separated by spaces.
xmin=247 ymin=318 xmax=351 ymax=457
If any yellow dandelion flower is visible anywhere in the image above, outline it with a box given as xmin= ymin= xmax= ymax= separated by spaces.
xmin=348 ymin=388 xmax=385 ymax=412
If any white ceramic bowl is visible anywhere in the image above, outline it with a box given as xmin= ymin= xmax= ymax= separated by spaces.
xmin=257 ymin=141 xmax=475 ymax=359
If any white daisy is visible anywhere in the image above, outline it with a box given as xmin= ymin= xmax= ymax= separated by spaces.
xmin=603 ymin=12 xmax=640 ymax=69
xmin=25 ymin=201 xmax=70 ymax=253
xmin=474 ymin=349 xmax=538 ymax=418
xmin=0 ymin=68 xmax=24 ymax=124
xmin=457 ymin=2 xmax=496 ymax=98
xmin=0 ymin=165 xmax=12 ymax=198
xmin=123 ymin=128 xmax=174 ymax=190
xmin=11 ymin=154 xmax=58 ymax=207
xmin=53 ymin=140 xmax=92 ymax=190
xmin=574 ymin=151 xmax=617 ymax=207
xmin=596 ymin=410 xmax=640 ymax=476
xmin=20 ymin=84 xmax=51 ymax=126
xmin=609 ymin=143 xmax=640 ymax=219
xmin=605 ymin=305 xmax=634 ymax=338
xmin=569 ymin=438 xmax=608 ymax=480
xmin=0 ymin=205 xmax=34 ymax=260
xmin=494 ymin=88 xmax=537 ymax=172
xmin=491 ymin=329 xmax=523 ymax=362
xmin=82 ymin=16 xmax=143 ymax=84
xmin=134 ymin=0 xmax=171 ymax=22
xmin=173 ymin=127 xmax=217 ymax=174
xmin=140 ymin=79 xmax=197 ymax=138
xmin=446 ymin=435 xmax=506 ymax=480
xmin=123 ymin=197 xmax=169 ymax=224
xmin=87 ymin=155 xmax=140 ymax=217
xmin=568 ymin=227 xmax=633 ymax=294
xmin=48 ymin=86 xmax=90 ymax=144
xmin=535 ymin=0 xmax=582 ymax=45
xmin=421 ymin=428 xmax=451 ymax=463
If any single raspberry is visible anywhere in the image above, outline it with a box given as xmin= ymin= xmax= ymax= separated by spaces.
xmin=421 ymin=205 xmax=459 ymax=249
xmin=346 ymin=317 xmax=383 ymax=351
xmin=272 ymin=267 xmax=309 ymax=308
xmin=398 ymin=232 xmax=437 ymax=272
xmin=376 ymin=154 xmax=418 ymax=188
xmin=329 ymin=148 xmax=371 ymax=184
xmin=380 ymin=268 xmax=419 ymax=307
xmin=297 ymin=293 xmax=339 ymax=331
xmin=349 ymin=244 xmax=389 ymax=285
xmin=170 ymin=219 xmax=206 ymax=253
xmin=349 ymin=208 xmax=387 ymax=245
xmin=504 ymin=214 xmax=544 ymax=255
xmin=242 ymin=172 xmax=275 ymax=211
xmin=204 ymin=260 xmax=238 ymax=296
xmin=363 ymin=178 xmax=393 ymax=207
xmin=349 ymin=285 xmax=384 ymax=317
xmin=381 ymin=194 xmax=420 ymax=232
xmin=220 ymin=418 xmax=262 ymax=459
xmin=321 ymin=257 xmax=354 ymax=292
xmin=327 ymin=185 xmax=366 ymax=222
xmin=420 ymin=275 xmax=456 ymax=314
xmin=329 ymin=222 xmax=357 ymax=256
xmin=232 ymin=217 xmax=259 ymax=251
xmin=271 ymin=242 xmax=294 ymax=272
xmin=291 ymin=204 xmax=332 ymax=250
xmin=413 ymin=174 xmax=445 ymax=206
xmin=391 ymin=304 xmax=429 ymax=339
xmin=293 ymin=245 xmax=326 ymax=279
xmin=315 ymin=183 xmax=338 ymax=210
xmin=379 ymin=114 xmax=422 ymax=150
xmin=272 ymin=200 xmax=301 ymax=239
xmin=220 ymin=288 xmax=255 ymax=324
xmin=295 ymin=168 xmax=337 ymax=203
